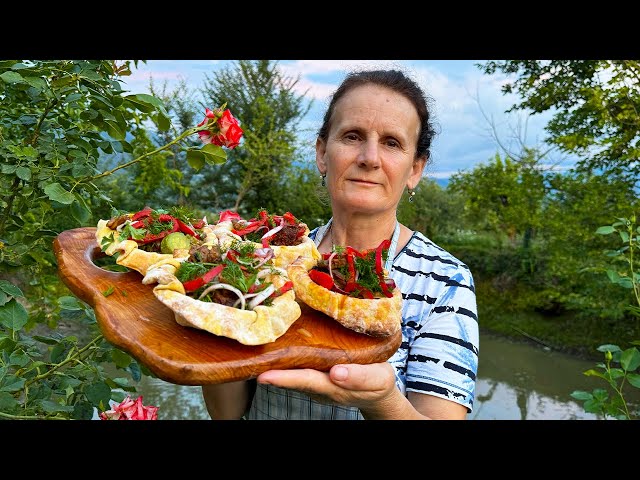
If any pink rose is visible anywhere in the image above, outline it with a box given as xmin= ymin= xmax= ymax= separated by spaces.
xmin=99 ymin=395 xmax=158 ymax=420
xmin=197 ymin=108 xmax=243 ymax=149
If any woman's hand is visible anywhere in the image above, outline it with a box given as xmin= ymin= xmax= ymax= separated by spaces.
xmin=256 ymin=362 xmax=421 ymax=419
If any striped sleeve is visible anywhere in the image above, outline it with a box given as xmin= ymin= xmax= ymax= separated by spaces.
xmin=389 ymin=232 xmax=479 ymax=412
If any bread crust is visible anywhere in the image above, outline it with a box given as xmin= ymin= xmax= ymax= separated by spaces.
xmin=269 ymin=236 xmax=322 ymax=271
xmin=145 ymin=263 xmax=301 ymax=345
xmin=286 ymin=257 xmax=402 ymax=337
xmin=95 ymin=219 xmax=184 ymax=276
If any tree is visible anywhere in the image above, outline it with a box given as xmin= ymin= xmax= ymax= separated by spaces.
xmin=448 ymin=151 xmax=547 ymax=248
xmin=0 ymin=60 xmax=175 ymax=418
xmin=479 ymin=60 xmax=640 ymax=182
xmin=194 ymin=60 xmax=312 ymax=216
xmin=397 ymin=178 xmax=464 ymax=241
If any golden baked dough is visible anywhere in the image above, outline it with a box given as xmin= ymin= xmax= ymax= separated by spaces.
xmin=95 ymin=218 xmax=233 ymax=278
xmin=269 ymin=236 xmax=321 ymax=271
xmin=95 ymin=219 xmax=185 ymax=276
xmin=286 ymin=257 xmax=402 ymax=337
xmin=144 ymin=262 xmax=302 ymax=345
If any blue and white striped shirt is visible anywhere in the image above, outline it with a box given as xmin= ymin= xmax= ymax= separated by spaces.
xmin=246 ymin=225 xmax=479 ymax=419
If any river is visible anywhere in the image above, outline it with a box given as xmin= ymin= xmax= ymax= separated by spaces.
xmin=122 ymin=330 xmax=640 ymax=420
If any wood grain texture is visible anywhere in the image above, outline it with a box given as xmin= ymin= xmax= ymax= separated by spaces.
xmin=53 ymin=228 xmax=402 ymax=385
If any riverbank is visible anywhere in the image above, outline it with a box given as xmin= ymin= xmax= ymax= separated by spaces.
xmin=475 ymin=281 xmax=640 ymax=362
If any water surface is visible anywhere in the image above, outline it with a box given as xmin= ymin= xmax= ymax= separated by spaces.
xmin=128 ymin=331 xmax=639 ymax=420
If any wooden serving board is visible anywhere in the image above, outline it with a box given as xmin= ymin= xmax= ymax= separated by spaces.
xmin=53 ymin=228 xmax=402 ymax=386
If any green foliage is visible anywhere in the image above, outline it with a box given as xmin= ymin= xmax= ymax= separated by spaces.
xmin=479 ymin=60 xmax=640 ymax=180
xmin=445 ymin=151 xmax=639 ymax=321
xmin=194 ymin=60 xmax=313 ymax=215
xmin=397 ymin=179 xmax=464 ymax=240
xmin=0 ymin=282 xmax=144 ymax=419
xmin=0 ymin=60 xmax=215 ymax=419
xmin=538 ymin=173 xmax=639 ymax=318
xmin=448 ymin=151 xmax=546 ymax=247
xmin=571 ymin=216 xmax=640 ymax=419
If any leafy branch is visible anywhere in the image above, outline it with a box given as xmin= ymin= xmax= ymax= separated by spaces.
xmin=571 ymin=214 xmax=640 ymax=419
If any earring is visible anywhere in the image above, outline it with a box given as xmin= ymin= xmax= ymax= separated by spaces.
xmin=321 ymin=174 xmax=326 ymax=187
xmin=408 ymin=188 xmax=416 ymax=202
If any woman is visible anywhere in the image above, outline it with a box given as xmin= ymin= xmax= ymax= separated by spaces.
xmin=202 ymin=69 xmax=479 ymax=420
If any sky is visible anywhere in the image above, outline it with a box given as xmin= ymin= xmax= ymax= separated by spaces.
xmin=121 ymin=60 xmax=572 ymax=182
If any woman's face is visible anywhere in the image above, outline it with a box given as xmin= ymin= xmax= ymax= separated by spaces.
xmin=316 ymin=84 xmax=426 ymax=216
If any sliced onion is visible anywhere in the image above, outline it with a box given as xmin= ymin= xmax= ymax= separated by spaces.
xmin=261 ymin=224 xmax=283 ymax=240
xmin=254 ymin=249 xmax=274 ymax=269
xmin=198 ymin=283 xmax=245 ymax=310
xmin=254 ymin=247 xmax=273 ymax=258
xmin=327 ymin=251 xmax=337 ymax=282
xmin=247 ymin=284 xmax=276 ymax=309
xmin=257 ymin=266 xmax=286 ymax=279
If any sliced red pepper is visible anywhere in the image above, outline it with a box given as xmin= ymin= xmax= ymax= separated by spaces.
xmin=219 ymin=210 xmax=242 ymax=223
xmin=182 ymin=264 xmax=226 ymax=292
xmin=295 ymin=225 xmax=307 ymax=239
xmin=225 ymin=249 xmax=239 ymax=263
xmin=136 ymin=217 xmax=179 ymax=244
xmin=358 ymin=287 xmax=375 ymax=299
xmin=372 ymin=239 xmax=393 ymax=297
xmin=345 ymin=253 xmax=357 ymax=283
xmin=282 ymin=212 xmax=297 ymax=224
xmin=248 ymin=282 xmax=269 ymax=294
xmin=269 ymin=280 xmax=294 ymax=298
xmin=132 ymin=207 xmax=152 ymax=221
xmin=192 ymin=219 xmax=205 ymax=229
xmin=378 ymin=277 xmax=395 ymax=298
xmin=232 ymin=220 xmax=263 ymax=236
xmin=374 ymin=239 xmax=391 ymax=274
xmin=345 ymin=246 xmax=367 ymax=258
xmin=176 ymin=218 xmax=198 ymax=237
xmin=309 ymin=269 xmax=335 ymax=290
xmin=343 ymin=281 xmax=358 ymax=293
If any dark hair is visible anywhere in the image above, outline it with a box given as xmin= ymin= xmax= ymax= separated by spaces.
xmin=317 ymin=69 xmax=436 ymax=162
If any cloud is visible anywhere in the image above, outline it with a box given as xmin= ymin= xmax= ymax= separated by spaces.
xmin=277 ymin=60 xmax=408 ymax=100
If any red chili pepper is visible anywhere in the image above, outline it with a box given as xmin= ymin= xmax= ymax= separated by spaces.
xmin=378 ymin=277 xmax=396 ymax=298
xmin=219 ymin=210 xmax=242 ymax=223
xmin=309 ymin=269 xmax=335 ymax=290
xmin=176 ymin=218 xmax=198 ymax=237
xmin=358 ymin=287 xmax=375 ymax=299
xmin=131 ymin=207 xmax=152 ymax=221
xmin=295 ymin=225 xmax=306 ymax=239
xmin=136 ymin=217 xmax=179 ymax=244
xmin=372 ymin=239 xmax=393 ymax=297
xmin=226 ymin=249 xmax=239 ymax=263
xmin=248 ymin=282 xmax=269 ymax=294
xmin=182 ymin=264 xmax=226 ymax=292
xmin=282 ymin=212 xmax=297 ymax=224
xmin=345 ymin=246 xmax=367 ymax=258
xmin=345 ymin=253 xmax=357 ymax=283
xmin=375 ymin=239 xmax=391 ymax=274
xmin=233 ymin=220 xmax=263 ymax=236
xmin=270 ymin=280 xmax=294 ymax=299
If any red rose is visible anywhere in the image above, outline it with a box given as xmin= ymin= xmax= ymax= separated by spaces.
xmin=99 ymin=395 xmax=159 ymax=420
xmin=197 ymin=108 xmax=243 ymax=149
